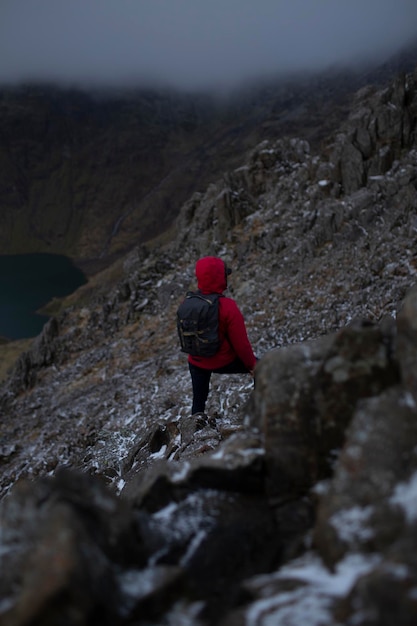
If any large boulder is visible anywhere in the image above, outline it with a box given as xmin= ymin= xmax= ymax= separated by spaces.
xmin=0 ymin=469 xmax=148 ymax=626
xmin=122 ymin=431 xmax=280 ymax=618
xmin=308 ymin=286 xmax=417 ymax=625
xmin=251 ymin=317 xmax=399 ymax=505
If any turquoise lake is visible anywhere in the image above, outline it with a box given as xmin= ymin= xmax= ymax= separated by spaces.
xmin=0 ymin=254 xmax=87 ymax=340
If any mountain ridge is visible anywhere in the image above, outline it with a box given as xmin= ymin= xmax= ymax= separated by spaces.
xmin=1 ymin=41 xmax=417 ymax=271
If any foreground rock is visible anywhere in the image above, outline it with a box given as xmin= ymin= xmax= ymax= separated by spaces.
xmin=222 ymin=287 xmax=417 ymax=625
xmin=2 ymin=285 xmax=417 ymax=625
xmin=0 ymin=434 xmax=276 ymax=625
xmin=251 ymin=317 xmax=399 ymax=502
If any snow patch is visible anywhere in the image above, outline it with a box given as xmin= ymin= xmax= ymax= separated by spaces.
xmin=391 ymin=472 xmax=417 ymax=523
xmin=150 ymin=444 xmax=167 ymax=459
xmin=116 ymin=478 xmax=126 ymax=493
xmin=171 ymin=462 xmax=191 ymax=483
xmin=179 ymin=529 xmax=207 ymax=567
xmin=400 ymin=392 xmax=416 ymax=409
xmin=153 ymin=501 xmax=179 ymax=521
xmin=246 ymin=552 xmax=381 ymax=626
xmin=330 ymin=506 xmax=374 ymax=544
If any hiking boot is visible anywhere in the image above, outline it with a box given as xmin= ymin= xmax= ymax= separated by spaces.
xmin=192 ymin=412 xmax=208 ymax=430
xmin=207 ymin=415 xmax=217 ymax=429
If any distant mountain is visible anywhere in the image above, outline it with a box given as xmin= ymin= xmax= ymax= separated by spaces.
xmin=1 ymin=42 xmax=416 ymax=273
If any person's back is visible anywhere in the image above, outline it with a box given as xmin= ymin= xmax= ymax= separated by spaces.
xmin=185 ymin=256 xmax=257 ymax=416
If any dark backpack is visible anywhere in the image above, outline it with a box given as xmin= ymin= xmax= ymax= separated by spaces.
xmin=176 ymin=291 xmax=222 ymax=357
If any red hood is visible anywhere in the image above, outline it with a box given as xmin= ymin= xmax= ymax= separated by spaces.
xmin=195 ymin=256 xmax=227 ymax=294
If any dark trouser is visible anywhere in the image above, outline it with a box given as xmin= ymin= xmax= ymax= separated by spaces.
xmin=189 ymin=358 xmax=251 ymax=414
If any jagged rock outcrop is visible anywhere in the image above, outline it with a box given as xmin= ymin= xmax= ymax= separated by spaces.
xmin=323 ymin=70 xmax=417 ymax=196
xmin=8 ymin=317 xmax=60 ymax=391
xmin=176 ymin=67 xmax=417 ymax=265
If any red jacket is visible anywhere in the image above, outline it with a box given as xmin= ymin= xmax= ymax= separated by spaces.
xmin=188 ymin=256 xmax=257 ymax=371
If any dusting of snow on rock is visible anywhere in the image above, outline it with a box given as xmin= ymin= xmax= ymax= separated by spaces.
xmin=391 ymin=472 xmax=417 ymax=523
xmin=329 ymin=506 xmax=375 ymax=544
xmin=246 ymin=552 xmax=381 ymax=626
xmin=400 ymin=392 xmax=417 ymax=409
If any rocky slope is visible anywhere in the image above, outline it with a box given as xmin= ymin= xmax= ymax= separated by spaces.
xmin=0 ymin=63 xmax=417 ymax=624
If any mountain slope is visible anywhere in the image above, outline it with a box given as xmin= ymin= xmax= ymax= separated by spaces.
xmin=1 ymin=61 xmax=416 ymax=491
xmin=0 ymin=61 xmax=417 ymax=625
xmin=1 ymin=43 xmax=416 ymax=270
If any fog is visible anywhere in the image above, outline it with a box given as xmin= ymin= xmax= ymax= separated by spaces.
xmin=1 ymin=0 xmax=417 ymax=90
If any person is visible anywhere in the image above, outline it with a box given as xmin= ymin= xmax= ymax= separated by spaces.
xmin=187 ymin=256 xmax=257 ymax=416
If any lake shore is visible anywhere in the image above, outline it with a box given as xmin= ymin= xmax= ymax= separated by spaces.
xmin=0 ymin=253 xmax=86 ymax=340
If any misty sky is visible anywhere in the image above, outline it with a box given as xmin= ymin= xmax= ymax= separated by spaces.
xmin=1 ymin=0 xmax=417 ymax=90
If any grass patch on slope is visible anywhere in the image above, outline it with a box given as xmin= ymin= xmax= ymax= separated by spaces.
xmin=0 ymin=337 xmax=33 ymax=383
